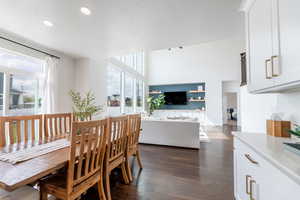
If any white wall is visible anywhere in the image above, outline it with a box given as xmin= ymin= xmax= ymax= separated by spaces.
xmin=56 ymin=57 xmax=76 ymax=113
xmin=240 ymin=86 xmax=300 ymax=133
xmin=0 ymin=32 xmax=76 ymax=113
xmin=74 ymin=58 xmax=108 ymax=117
xmin=148 ymin=39 xmax=244 ymax=126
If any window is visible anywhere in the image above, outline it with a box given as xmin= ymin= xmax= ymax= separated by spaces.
xmin=9 ymin=74 xmax=41 ymax=115
xmin=124 ymin=74 xmax=134 ymax=113
xmin=0 ymin=47 xmax=44 ymax=116
xmin=136 ymin=52 xmax=144 ymax=75
xmin=136 ymin=80 xmax=144 ymax=112
xmin=0 ymin=72 xmax=4 ymax=113
xmin=107 ymin=66 xmax=122 ymax=115
xmin=108 ymin=52 xmax=146 ymax=114
xmin=114 ymin=52 xmax=144 ymax=75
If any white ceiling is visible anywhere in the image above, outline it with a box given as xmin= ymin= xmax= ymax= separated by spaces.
xmin=0 ymin=0 xmax=243 ymax=60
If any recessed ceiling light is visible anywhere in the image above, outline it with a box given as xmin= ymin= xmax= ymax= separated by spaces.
xmin=80 ymin=7 xmax=91 ymax=15
xmin=43 ymin=20 xmax=53 ymax=27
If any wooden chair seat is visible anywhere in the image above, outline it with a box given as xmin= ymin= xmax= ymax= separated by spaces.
xmin=41 ymin=173 xmax=67 ymax=190
xmin=0 ymin=186 xmax=39 ymax=200
xmin=128 ymin=145 xmax=138 ymax=155
xmin=40 ymin=119 xmax=109 ymax=200
xmin=40 ymin=171 xmax=102 ymax=200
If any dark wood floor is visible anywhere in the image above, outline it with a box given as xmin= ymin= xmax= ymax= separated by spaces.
xmin=84 ymin=125 xmax=236 ymax=200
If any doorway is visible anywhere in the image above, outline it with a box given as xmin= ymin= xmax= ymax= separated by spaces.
xmin=222 ymin=81 xmax=240 ymax=126
xmin=223 ymin=92 xmax=238 ymax=126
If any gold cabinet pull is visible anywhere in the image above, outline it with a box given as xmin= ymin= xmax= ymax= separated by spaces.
xmin=244 ymin=154 xmax=259 ymax=165
xmin=246 ymin=175 xmax=251 ymax=194
xmin=250 ymin=179 xmax=256 ymax=200
xmin=265 ymin=59 xmax=272 ymax=79
xmin=271 ymin=55 xmax=280 ymax=77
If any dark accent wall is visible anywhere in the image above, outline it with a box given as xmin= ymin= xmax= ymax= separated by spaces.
xmin=149 ymin=83 xmax=205 ymax=110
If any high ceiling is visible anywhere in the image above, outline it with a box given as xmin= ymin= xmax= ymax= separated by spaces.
xmin=0 ymin=0 xmax=243 ymax=59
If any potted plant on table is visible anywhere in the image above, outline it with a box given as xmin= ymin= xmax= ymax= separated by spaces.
xmin=69 ymin=90 xmax=103 ymax=121
xmin=147 ymin=94 xmax=165 ymax=115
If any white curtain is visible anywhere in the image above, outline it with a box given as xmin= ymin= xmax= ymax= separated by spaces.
xmin=42 ymin=56 xmax=59 ymax=114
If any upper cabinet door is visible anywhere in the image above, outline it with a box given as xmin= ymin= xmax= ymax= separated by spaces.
xmin=247 ymin=0 xmax=274 ymax=92
xmin=273 ymin=0 xmax=300 ymax=86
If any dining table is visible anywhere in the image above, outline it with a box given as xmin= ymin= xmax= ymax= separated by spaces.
xmin=0 ymin=137 xmax=70 ymax=192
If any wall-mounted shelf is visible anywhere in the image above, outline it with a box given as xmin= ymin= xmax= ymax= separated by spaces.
xmin=149 ymin=91 xmax=162 ymax=95
xmin=188 ymin=90 xmax=205 ymax=93
xmin=189 ymin=99 xmax=205 ymax=102
xmin=149 ymin=83 xmax=205 ymax=110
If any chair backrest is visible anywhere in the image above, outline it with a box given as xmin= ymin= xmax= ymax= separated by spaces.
xmin=0 ymin=115 xmax=43 ymax=147
xmin=67 ymin=119 xmax=108 ymax=193
xmin=127 ymin=114 xmax=142 ymax=148
xmin=107 ymin=116 xmax=128 ymax=162
xmin=44 ymin=113 xmax=72 ymax=138
xmin=72 ymin=113 xmax=92 ymax=122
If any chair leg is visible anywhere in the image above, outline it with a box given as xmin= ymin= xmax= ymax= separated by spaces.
xmin=136 ymin=149 xmax=143 ymax=169
xmin=40 ymin=186 xmax=48 ymax=200
xmin=104 ymin=170 xmax=112 ymax=200
xmin=125 ymin=156 xmax=133 ymax=182
xmin=121 ymin=163 xmax=130 ymax=184
xmin=98 ymin=176 xmax=107 ymax=200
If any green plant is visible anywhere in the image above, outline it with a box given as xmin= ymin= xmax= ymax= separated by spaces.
xmin=69 ymin=90 xmax=103 ymax=121
xmin=288 ymin=124 xmax=300 ymax=138
xmin=147 ymin=94 xmax=165 ymax=115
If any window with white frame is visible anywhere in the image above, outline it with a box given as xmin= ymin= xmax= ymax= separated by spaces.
xmin=108 ymin=52 xmax=145 ymax=115
xmin=136 ymin=80 xmax=144 ymax=112
xmin=114 ymin=52 xmax=144 ymax=75
xmin=107 ymin=66 xmax=122 ymax=115
xmin=0 ymin=47 xmax=44 ymax=116
xmin=124 ymin=73 xmax=134 ymax=113
xmin=136 ymin=52 xmax=144 ymax=75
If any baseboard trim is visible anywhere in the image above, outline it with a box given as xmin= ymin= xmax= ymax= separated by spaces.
xmin=139 ymin=143 xmax=200 ymax=150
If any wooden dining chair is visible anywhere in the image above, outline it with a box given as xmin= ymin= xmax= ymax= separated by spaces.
xmin=40 ymin=119 xmax=109 ymax=200
xmin=125 ymin=114 xmax=143 ymax=182
xmin=104 ymin=116 xmax=130 ymax=200
xmin=0 ymin=115 xmax=43 ymax=147
xmin=72 ymin=113 xmax=92 ymax=122
xmin=44 ymin=113 xmax=72 ymax=139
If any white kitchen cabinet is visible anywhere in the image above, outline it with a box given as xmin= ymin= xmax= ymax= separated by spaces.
xmin=273 ymin=0 xmax=300 ymax=87
xmin=243 ymin=0 xmax=300 ymax=93
xmin=234 ymin=135 xmax=300 ymax=200
xmin=234 ymin=150 xmax=257 ymax=200
xmin=255 ymin=155 xmax=300 ymax=200
xmin=247 ymin=0 xmax=275 ymax=92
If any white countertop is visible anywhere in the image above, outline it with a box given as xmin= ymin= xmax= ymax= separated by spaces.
xmin=233 ymin=132 xmax=300 ymax=185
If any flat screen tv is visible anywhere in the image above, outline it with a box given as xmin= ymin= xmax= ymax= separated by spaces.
xmin=164 ymin=91 xmax=187 ymax=105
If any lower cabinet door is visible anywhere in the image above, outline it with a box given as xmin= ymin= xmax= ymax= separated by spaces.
xmin=255 ymin=156 xmax=300 ymax=200
xmin=235 ymin=138 xmax=300 ymax=200
xmin=235 ymin=150 xmax=255 ymax=200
